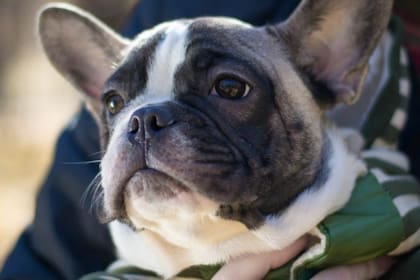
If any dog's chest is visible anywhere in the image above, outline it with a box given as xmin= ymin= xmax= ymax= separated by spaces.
xmin=109 ymin=216 xmax=271 ymax=277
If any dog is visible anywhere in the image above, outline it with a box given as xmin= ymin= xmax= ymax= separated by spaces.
xmin=38 ymin=0 xmax=393 ymax=278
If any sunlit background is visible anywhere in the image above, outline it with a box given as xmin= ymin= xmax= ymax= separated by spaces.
xmin=0 ymin=0 xmax=137 ymax=266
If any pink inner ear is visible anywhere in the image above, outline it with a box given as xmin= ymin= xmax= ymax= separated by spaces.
xmin=307 ymin=32 xmax=365 ymax=104
xmin=310 ymin=31 xmax=362 ymax=84
xmin=81 ymin=81 xmax=104 ymax=101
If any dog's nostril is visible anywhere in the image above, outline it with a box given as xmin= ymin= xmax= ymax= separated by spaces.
xmin=145 ymin=110 xmax=175 ymax=134
xmin=127 ymin=104 xmax=176 ymax=143
xmin=147 ymin=114 xmax=174 ymax=132
xmin=128 ymin=116 xmax=140 ymax=134
xmin=148 ymin=115 xmax=163 ymax=132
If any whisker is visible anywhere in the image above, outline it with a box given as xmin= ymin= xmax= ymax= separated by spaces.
xmin=61 ymin=160 xmax=101 ymax=165
xmin=90 ymin=188 xmax=105 ymax=215
xmin=89 ymin=150 xmax=106 ymax=157
xmin=80 ymin=172 xmax=102 ymax=211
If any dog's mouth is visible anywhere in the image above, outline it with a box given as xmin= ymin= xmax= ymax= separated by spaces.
xmin=97 ymin=134 xmax=263 ymax=228
xmin=126 ymin=168 xmax=190 ymax=201
xmin=98 ymin=165 xmax=191 ymax=225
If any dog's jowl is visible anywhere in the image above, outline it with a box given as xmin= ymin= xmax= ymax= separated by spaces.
xmin=38 ymin=0 xmax=393 ymax=277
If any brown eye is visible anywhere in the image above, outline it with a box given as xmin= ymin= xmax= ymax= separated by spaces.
xmin=211 ymin=77 xmax=251 ymax=99
xmin=104 ymin=91 xmax=124 ymax=115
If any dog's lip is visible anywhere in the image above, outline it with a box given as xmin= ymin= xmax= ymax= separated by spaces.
xmin=100 ymin=167 xmax=189 ymax=223
xmin=99 ymin=167 xmax=149 ymax=223
xmin=128 ymin=167 xmax=190 ymax=195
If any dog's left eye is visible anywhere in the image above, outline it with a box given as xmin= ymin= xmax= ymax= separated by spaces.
xmin=104 ymin=91 xmax=125 ymax=115
xmin=210 ymin=77 xmax=251 ymax=99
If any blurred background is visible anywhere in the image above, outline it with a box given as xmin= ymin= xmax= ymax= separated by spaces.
xmin=0 ymin=0 xmax=137 ymax=266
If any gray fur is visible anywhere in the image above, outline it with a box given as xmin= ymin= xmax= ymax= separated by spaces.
xmin=38 ymin=3 xmax=128 ymax=120
xmin=38 ymin=0 xmax=393 ymax=229
xmin=276 ymin=0 xmax=393 ymax=105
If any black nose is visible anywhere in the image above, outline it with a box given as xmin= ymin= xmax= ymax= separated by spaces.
xmin=127 ymin=105 xmax=175 ymax=143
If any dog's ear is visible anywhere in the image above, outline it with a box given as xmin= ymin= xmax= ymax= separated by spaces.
xmin=278 ymin=0 xmax=393 ymax=105
xmin=38 ymin=3 xmax=129 ymax=118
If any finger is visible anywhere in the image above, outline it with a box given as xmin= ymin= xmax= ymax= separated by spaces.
xmin=268 ymin=236 xmax=309 ymax=269
xmin=311 ymin=256 xmax=394 ymax=280
xmin=212 ymin=236 xmax=308 ymax=280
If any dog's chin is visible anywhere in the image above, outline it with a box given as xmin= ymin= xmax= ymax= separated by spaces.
xmin=126 ymin=168 xmax=189 ymax=202
xmin=106 ymin=168 xmax=219 ymax=230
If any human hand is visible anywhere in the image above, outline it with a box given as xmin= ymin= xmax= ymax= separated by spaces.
xmin=311 ymin=256 xmax=394 ymax=280
xmin=212 ymin=236 xmax=394 ymax=280
xmin=212 ymin=236 xmax=308 ymax=280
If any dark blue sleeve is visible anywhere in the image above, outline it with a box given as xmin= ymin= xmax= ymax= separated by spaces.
xmin=0 ymin=108 xmax=115 ymax=280
xmin=399 ymin=61 xmax=420 ymax=179
xmin=122 ymin=0 xmax=300 ymax=37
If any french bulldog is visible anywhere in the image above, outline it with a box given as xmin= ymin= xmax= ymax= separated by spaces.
xmin=38 ymin=0 xmax=393 ymax=278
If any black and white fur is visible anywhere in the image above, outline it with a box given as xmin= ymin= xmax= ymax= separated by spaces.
xmin=38 ymin=0 xmax=393 ymax=277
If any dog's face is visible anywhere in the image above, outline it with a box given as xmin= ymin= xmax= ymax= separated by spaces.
xmin=38 ymin=0 xmax=392 ymax=236
xmin=99 ymin=18 xmax=328 ymax=230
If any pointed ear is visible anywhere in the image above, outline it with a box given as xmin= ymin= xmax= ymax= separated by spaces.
xmin=37 ymin=3 xmax=129 ymax=118
xmin=278 ymin=0 xmax=393 ymax=105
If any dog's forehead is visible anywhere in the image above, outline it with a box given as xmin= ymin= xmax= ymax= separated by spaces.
xmin=126 ymin=16 xmax=254 ymax=62
xmin=131 ymin=16 xmax=253 ymax=45
xmin=107 ymin=17 xmax=260 ymax=100
xmin=188 ymin=16 xmax=253 ymax=30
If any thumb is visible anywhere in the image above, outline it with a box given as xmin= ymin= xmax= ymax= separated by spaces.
xmin=212 ymin=236 xmax=308 ymax=280
xmin=311 ymin=256 xmax=394 ymax=280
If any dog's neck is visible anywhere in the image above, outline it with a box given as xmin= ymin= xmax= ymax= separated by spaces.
xmin=109 ymin=127 xmax=366 ymax=278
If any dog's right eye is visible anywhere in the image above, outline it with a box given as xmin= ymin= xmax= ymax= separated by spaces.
xmin=103 ymin=91 xmax=125 ymax=115
xmin=210 ymin=77 xmax=251 ymax=100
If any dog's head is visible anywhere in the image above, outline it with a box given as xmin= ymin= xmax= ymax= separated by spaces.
xmin=38 ymin=1 xmax=392 ymax=233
